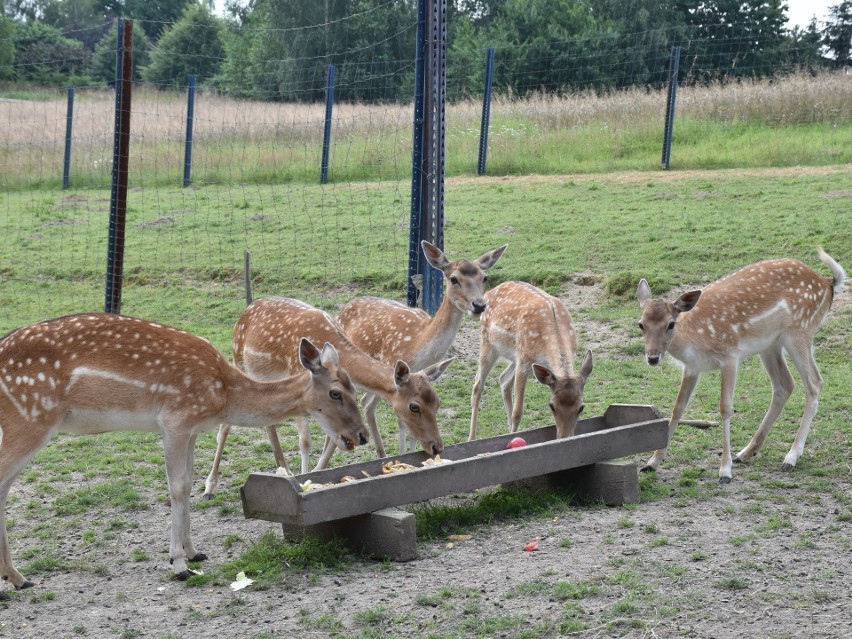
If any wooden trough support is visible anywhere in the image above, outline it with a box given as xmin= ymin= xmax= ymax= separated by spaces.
xmin=240 ymin=404 xmax=668 ymax=561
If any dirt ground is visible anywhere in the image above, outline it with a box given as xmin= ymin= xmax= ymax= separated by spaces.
xmin=1 ymin=281 xmax=850 ymax=638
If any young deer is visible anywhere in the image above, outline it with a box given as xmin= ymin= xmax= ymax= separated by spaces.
xmin=636 ymin=248 xmax=846 ymax=484
xmin=0 ymin=313 xmax=367 ymax=595
xmin=469 ymin=281 xmax=594 ymax=441
xmin=337 ymin=240 xmax=507 ymax=454
xmin=202 ymin=297 xmax=452 ymax=497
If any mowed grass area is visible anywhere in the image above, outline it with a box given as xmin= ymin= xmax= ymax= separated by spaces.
xmin=1 ymin=164 xmax=850 ymax=633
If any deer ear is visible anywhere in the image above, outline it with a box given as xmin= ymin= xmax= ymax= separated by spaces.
xmin=636 ymin=279 xmax=653 ymax=307
xmin=421 ymin=240 xmax=450 ymax=272
xmin=674 ymin=290 xmax=702 ymax=314
xmin=319 ymin=342 xmax=340 ymax=367
xmin=393 ymin=360 xmax=411 ymax=388
xmin=299 ymin=338 xmax=322 ymax=373
xmin=477 ymin=244 xmax=508 ymax=270
xmin=422 ymin=357 xmax=454 ymax=382
xmin=532 ymin=363 xmax=556 ymax=387
xmin=579 ymin=349 xmax=593 ymax=381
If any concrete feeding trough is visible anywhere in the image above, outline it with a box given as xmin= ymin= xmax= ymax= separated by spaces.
xmin=240 ymin=404 xmax=668 ymax=561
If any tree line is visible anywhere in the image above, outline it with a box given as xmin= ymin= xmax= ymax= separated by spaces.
xmin=1 ymin=0 xmax=851 ymax=101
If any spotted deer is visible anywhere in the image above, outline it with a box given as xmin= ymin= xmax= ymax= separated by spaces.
xmin=336 ymin=240 xmax=507 ymax=454
xmin=636 ymin=248 xmax=846 ymax=484
xmin=202 ymin=297 xmax=452 ymax=497
xmin=0 ymin=313 xmax=367 ymax=596
xmin=469 ymin=281 xmax=593 ymax=441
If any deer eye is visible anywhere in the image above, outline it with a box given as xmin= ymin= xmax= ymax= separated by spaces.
xmin=450 ymin=276 xmax=459 ymax=286
xmin=548 ymin=402 xmax=555 ymax=413
xmin=578 ymin=404 xmax=585 ymax=415
xmin=637 ymin=322 xmax=645 ymax=332
xmin=329 ymin=389 xmax=342 ymax=401
xmin=409 ymin=403 xmax=420 ymax=414
xmin=667 ymin=321 xmax=676 ymax=331
xmin=482 ymin=274 xmax=489 ymax=282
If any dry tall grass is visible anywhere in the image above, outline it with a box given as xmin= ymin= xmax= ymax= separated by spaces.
xmin=1 ymin=71 xmax=849 ymax=188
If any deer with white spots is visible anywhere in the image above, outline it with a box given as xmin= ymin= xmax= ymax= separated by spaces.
xmin=636 ymin=248 xmax=846 ymax=484
xmin=202 ymin=296 xmax=452 ymax=497
xmin=336 ymin=240 xmax=507 ymax=454
xmin=469 ymin=281 xmax=593 ymax=441
xmin=0 ymin=313 xmax=367 ymax=597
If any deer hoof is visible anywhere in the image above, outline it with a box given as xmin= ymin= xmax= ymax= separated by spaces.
xmin=189 ymin=553 xmax=208 ymax=563
xmin=780 ymin=463 xmax=794 ymax=473
xmin=0 ymin=591 xmax=9 ymax=601
xmin=640 ymin=464 xmax=656 ymax=473
xmin=174 ymin=570 xmax=194 ymax=581
xmin=200 ymin=492 xmax=215 ymax=501
xmin=719 ymin=476 xmax=732 ymax=485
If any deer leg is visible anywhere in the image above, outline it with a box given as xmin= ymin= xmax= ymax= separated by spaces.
xmin=0 ymin=429 xmax=47 ymax=591
xmin=780 ymin=333 xmax=824 ymax=471
xmin=161 ymin=428 xmax=197 ymax=579
xmin=736 ymin=346 xmax=794 ymax=464
xmin=499 ymin=362 xmax=518 ymax=432
xmin=469 ymin=348 xmax=500 ymax=441
xmin=266 ymin=424 xmax=288 ymax=470
xmin=182 ymin=434 xmax=205 ymax=562
xmin=362 ymin=393 xmax=386 ymax=458
xmin=643 ymin=370 xmax=699 ymax=472
xmin=314 ymin=436 xmax=336 ymax=471
xmin=296 ymin=417 xmax=312 ymax=474
xmin=509 ymin=365 xmax=529 ymax=433
xmin=718 ymin=362 xmax=739 ymax=484
xmin=202 ymin=423 xmax=231 ymax=500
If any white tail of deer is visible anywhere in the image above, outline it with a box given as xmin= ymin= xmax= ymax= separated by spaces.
xmin=202 ymin=297 xmax=452 ymax=498
xmin=337 ymin=240 xmax=507 ymax=453
xmin=0 ymin=313 xmax=367 ymax=595
xmin=637 ymin=248 xmax=845 ymax=483
xmin=469 ymin=281 xmax=593 ymax=440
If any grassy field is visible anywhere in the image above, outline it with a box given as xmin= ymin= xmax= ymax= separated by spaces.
xmin=1 ymin=72 xmax=850 ymax=190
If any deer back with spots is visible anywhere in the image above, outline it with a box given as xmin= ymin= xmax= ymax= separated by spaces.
xmin=469 ymin=281 xmax=593 ymax=441
xmin=636 ymin=248 xmax=845 ymax=483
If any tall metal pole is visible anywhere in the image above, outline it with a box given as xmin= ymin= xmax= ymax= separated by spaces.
xmin=661 ymin=46 xmax=681 ymax=170
xmin=321 ymin=64 xmax=336 ymax=184
xmin=105 ymin=19 xmax=133 ymax=314
xmin=183 ymin=74 xmax=196 ymax=187
xmin=62 ymin=86 xmax=75 ymax=190
xmin=407 ymin=0 xmax=427 ymax=308
xmin=477 ymin=47 xmax=495 ymax=176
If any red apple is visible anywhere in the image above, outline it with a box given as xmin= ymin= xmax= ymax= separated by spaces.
xmin=506 ymin=437 xmax=527 ymax=449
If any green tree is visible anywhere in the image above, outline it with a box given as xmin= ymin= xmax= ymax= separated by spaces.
xmin=12 ymin=19 xmax=91 ymax=83
xmin=90 ymin=16 xmax=150 ymax=83
xmin=822 ymin=0 xmax=852 ymax=66
xmin=0 ymin=1 xmax=15 ymax=81
xmin=142 ymin=2 xmax=224 ymax=87
xmin=121 ymin=0 xmax=192 ymax=42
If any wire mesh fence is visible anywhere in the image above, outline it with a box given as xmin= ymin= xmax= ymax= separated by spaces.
xmin=1 ymin=11 xmax=850 ymax=341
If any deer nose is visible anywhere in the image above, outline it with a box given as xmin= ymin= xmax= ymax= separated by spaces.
xmin=647 ymin=354 xmax=661 ymax=366
xmin=471 ymin=301 xmax=487 ymax=315
xmin=431 ymin=442 xmax=443 ymax=456
xmin=358 ymin=432 xmax=369 ymax=445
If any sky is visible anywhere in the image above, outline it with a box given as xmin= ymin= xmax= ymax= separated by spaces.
xmin=214 ymin=1 xmax=838 ymax=30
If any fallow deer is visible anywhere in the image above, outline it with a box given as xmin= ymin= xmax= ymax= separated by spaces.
xmin=636 ymin=248 xmax=846 ymax=483
xmin=469 ymin=281 xmax=593 ymax=440
xmin=202 ymin=297 xmax=452 ymax=498
xmin=0 ymin=313 xmax=367 ymax=596
xmin=336 ymin=240 xmax=507 ymax=454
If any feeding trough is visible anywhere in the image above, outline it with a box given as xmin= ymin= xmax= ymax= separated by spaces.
xmin=241 ymin=404 xmax=668 ymax=560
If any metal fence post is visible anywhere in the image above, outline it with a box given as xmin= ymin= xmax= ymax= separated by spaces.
xmin=407 ymin=0 xmax=427 ymax=308
xmin=183 ymin=74 xmax=196 ymax=187
xmin=62 ymin=86 xmax=74 ymax=190
xmin=661 ymin=45 xmax=681 ymax=170
xmin=321 ymin=64 xmax=336 ymax=184
xmin=105 ymin=18 xmax=133 ymax=315
xmin=477 ymin=47 xmax=495 ymax=176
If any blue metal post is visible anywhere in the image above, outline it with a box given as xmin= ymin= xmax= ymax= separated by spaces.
xmin=62 ymin=86 xmax=75 ymax=190
xmin=661 ymin=46 xmax=681 ymax=170
xmin=477 ymin=47 xmax=495 ymax=176
xmin=105 ymin=19 xmax=133 ymax=314
xmin=407 ymin=0 xmax=426 ymax=308
xmin=320 ymin=64 xmax=336 ymax=184
xmin=183 ymin=74 xmax=196 ymax=187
